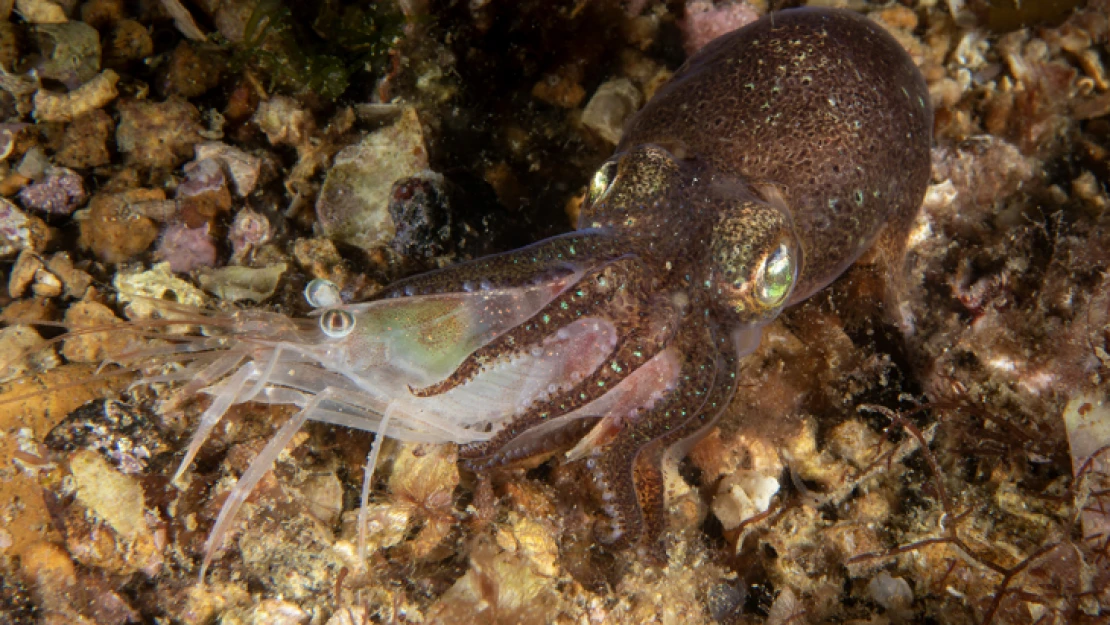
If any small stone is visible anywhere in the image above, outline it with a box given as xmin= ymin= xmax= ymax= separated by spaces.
xmin=63 ymin=449 xmax=164 ymax=576
xmin=17 ymin=166 xmax=86 ymax=215
xmin=293 ymin=237 xmax=347 ymax=285
xmin=531 ymin=66 xmax=586 ymax=108
xmin=116 ymin=99 xmax=203 ymax=169
xmin=254 ymin=96 xmax=315 ymax=148
xmin=0 ymin=324 xmax=59 ymax=382
xmin=160 ymin=41 xmax=226 ymax=98
xmin=32 ymin=22 xmax=102 ymax=87
xmin=156 ymin=222 xmax=218 ymax=273
xmin=43 ymin=252 xmax=90 ymax=298
xmin=76 ymin=189 xmax=162 ymax=264
xmin=45 ymin=399 xmax=168 ymax=475
xmin=317 ymin=107 xmax=429 ymax=250
xmin=867 ymin=571 xmax=914 ymax=612
xmin=711 ymin=470 xmax=780 ymax=531
xmin=60 ymin=299 xmax=132 ymax=363
xmin=33 ymin=69 xmax=120 ymax=124
xmin=195 ymin=141 xmax=262 ymax=196
xmin=0 ymin=198 xmax=48 ymax=257
xmin=680 ymin=0 xmax=759 ymax=56
xmin=8 ymin=249 xmax=43 ymax=298
xmin=80 ymin=0 xmax=124 ymax=30
xmin=103 ymin=19 xmax=154 ymax=67
xmin=55 ymin=109 xmax=114 ymax=168
xmin=196 ymin=263 xmax=287 ymax=302
xmin=246 ymin=600 xmax=309 ymax=625
xmin=30 ymin=266 xmax=63 ymax=297
xmin=581 ymin=78 xmax=643 ymax=145
xmin=176 ymin=158 xmax=232 ymax=227
xmin=113 ymin=262 xmax=207 ymax=320
xmin=296 ymin=471 xmax=343 ymax=526
xmin=228 ymin=208 xmax=271 ymax=263
xmin=14 ymin=0 xmax=66 ymax=25
xmin=20 ymin=542 xmax=78 ymax=611
xmin=0 ymin=21 xmax=20 ymax=70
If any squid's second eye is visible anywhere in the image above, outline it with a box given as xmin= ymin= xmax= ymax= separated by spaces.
xmin=320 ymin=309 xmax=356 ymax=338
xmin=588 ymin=160 xmax=618 ymax=203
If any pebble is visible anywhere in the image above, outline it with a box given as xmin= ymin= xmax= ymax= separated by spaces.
xmin=116 ymin=99 xmax=203 ymax=169
xmin=32 ymin=22 xmax=102 ymax=87
xmin=156 ymin=222 xmax=218 ymax=273
xmin=0 ymin=198 xmax=48 ymax=257
xmin=55 ymin=110 xmax=114 ymax=168
xmin=76 ymin=189 xmax=161 ymax=263
xmin=580 ymin=78 xmax=643 ymax=145
xmin=177 ymin=157 xmax=233 ymax=227
xmin=17 ymin=166 xmax=87 ymax=215
xmin=317 ymin=107 xmax=429 ymax=250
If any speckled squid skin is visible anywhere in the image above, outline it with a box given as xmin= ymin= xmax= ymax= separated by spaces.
xmin=615 ymin=7 xmax=933 ymax=302
xmin=380 ymin=7 xmax=932 ymax=559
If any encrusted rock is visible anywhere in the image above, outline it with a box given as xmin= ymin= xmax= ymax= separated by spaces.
xmin=55 ymin=109 xmax=114 ymax=168
xmin=0 ymin=198 xmax=49 ymax=257
xmin=45 ymin=399 xmax=169 ymax=475
xmin=680 ymin=0 xmax=759 ymax=55
xmin=228 ymin=208 xmax=271 ymax=263
xmin=176 ymin=157 xmax=232 ymax=227
xmin=116 ymin=99 xmax=203 ymax=169
xmin=33 ymin=69 xmax=120 ymax=123
xmin=76 ymin=189 xmax=161 ymax=263
xmin=60 ymin=299 xmax=132 ymax=363
xmin=17 ymin=166 xmax=86 ymax=215
xmin=155 ymin=222 xmax=218 ymax=273
xmin=112 ymin=261 xmax=207 ymax=320
xmin=195 ymin=141 xmax=262 ymax=197
xmin=103 ymin=19 xmax=154 ymax=67
xmin=316 ymin=107 xmax=428 ymax=250
xmin=61 ymin=449 xmax=164 ymax=576
xmin=32 ymin=22 xmax=102 ymax=87
xmin=160 ymin=41 xmax=227 ymax=98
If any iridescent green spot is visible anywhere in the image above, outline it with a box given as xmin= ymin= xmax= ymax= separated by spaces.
xmin=542 ymin=314 xmax=551 ymax=324
xmin=610 ymin=362 xmax=623 ymax=373
xmin=560 ymin=302 xmax=569 ymax=310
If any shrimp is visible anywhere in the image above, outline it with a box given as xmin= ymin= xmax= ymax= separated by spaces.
xmin=4 ymin=258 xmax=623 ymax=579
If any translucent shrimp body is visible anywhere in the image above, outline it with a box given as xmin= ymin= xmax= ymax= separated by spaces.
xmin=151 ymin=269 xmax=626 ymax=576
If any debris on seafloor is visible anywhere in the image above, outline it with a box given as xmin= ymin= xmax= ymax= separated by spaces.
xmin=0 ymin=0 xmax=1107 ymax=623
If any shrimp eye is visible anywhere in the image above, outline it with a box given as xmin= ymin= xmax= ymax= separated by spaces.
xmin=755 ymin=243 xmax=795 ymax=308
xmin=588 ymin=160 xmax=618 ymax=203
xmin=320 ymin=309 xmax=355 ymax=338
xmin=305 ymin=278 xmax=341 ymax=308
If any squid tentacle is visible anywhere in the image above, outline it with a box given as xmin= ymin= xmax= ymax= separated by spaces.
xmin=375 ymin=229 xmax=623 ymax=299
xmin=583 ymin=319 xmax=726 ymax=550
xmin=622 ymin=324 xmax=741 ymax=559
xmin=411 ymin=255 xmax=652 ymax=397
xmin=454 ymin=285 xmax=684 ymax=465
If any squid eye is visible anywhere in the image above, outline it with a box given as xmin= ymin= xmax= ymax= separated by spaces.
xmin=305 ymin=278 xmax=341 ymax=308
xmin=320 ymin=309 xmax=355 ymax=338
xmin=588 ymin=160 xmax=618 ymax=203
xmin=755 ymin=243 xmax=795 ymax=308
